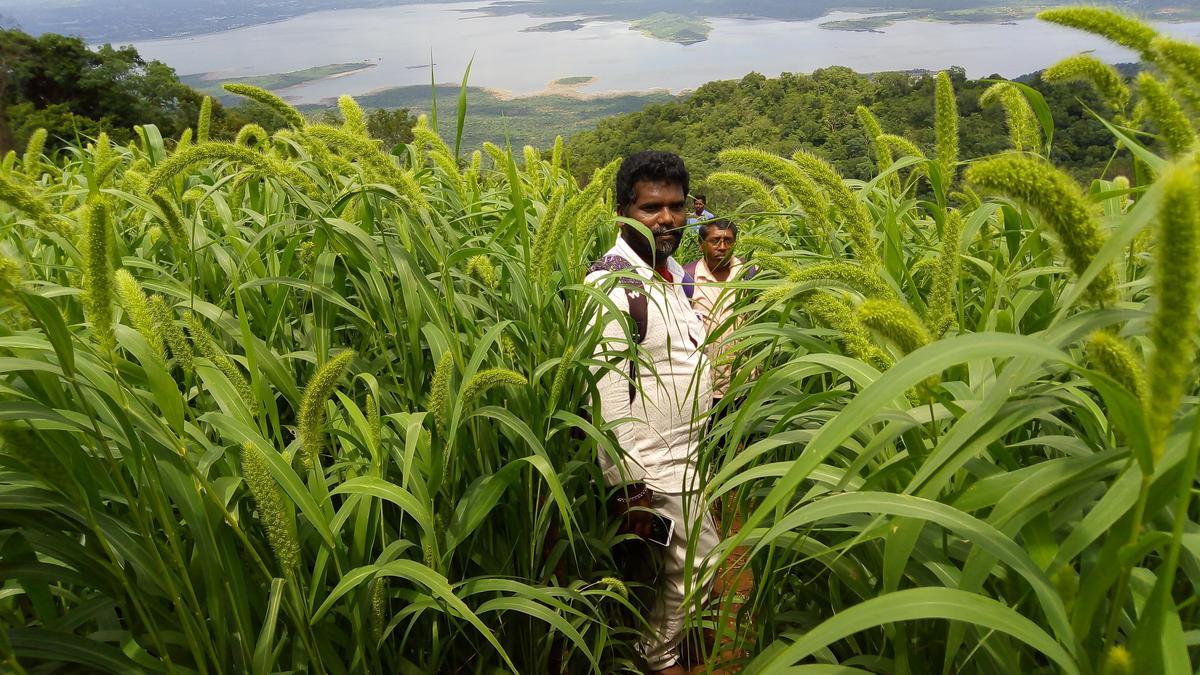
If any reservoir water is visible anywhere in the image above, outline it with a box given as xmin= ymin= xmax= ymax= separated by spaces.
xmin=129 ymin=1 xmax=1200 ymax=104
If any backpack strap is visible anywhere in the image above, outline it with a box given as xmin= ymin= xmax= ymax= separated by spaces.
xmin=681 ymin=270 xmax=696 ymax=300
xmin=589 ymin=256 xmax=648 ymax=404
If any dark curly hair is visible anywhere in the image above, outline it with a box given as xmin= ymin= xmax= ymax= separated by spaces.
xmin=614 ymin=151 xmax=689 ymax=214
xmin=699 ymin=219 xmax=737 ymax=241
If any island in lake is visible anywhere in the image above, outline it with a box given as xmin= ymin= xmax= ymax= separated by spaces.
xmin=629 ymin=13 xmax=712 ymax=46
xmin=522 ymin=20 xmax=589 ymax=33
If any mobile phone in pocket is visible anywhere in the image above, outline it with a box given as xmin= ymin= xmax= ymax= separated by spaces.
xmin=647 ymin=512 xmax=675 ymax=547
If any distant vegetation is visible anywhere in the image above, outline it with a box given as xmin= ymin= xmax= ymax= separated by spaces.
xmin=566 ymin=65 xmax=1135 ymax=202
xmin=0 ymin=28 xmax=416 ymax=154
xmin=0 ymin=29 xmax=226 ymax=153
xmin=322 ymin=83 xmax=674 ymax=151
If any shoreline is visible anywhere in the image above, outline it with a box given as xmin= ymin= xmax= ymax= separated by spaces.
xmin=339 ymin=77 xmax=680 ymax=107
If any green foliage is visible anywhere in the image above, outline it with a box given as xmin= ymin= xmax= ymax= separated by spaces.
xmin=966 ymin=154 xmax=1117 ymax=305
xmin=568 ymin=65 xmax=1129 ymax=202
xmin=0 ymin=29 xmax=241 ymax=152
xmin=0 ymin=10 xmax=1199 ymax=675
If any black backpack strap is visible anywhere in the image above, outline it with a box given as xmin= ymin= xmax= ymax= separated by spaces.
xmin=590 ymin=256 xmax=648 ymax=405
xmin=623 ymin=287 xmax=647 ymax=404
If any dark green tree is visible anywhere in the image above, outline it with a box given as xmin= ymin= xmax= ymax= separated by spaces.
xmin=0 ymin=29 xmax=240 ymax=151
xmin=366 ymin=108 xmax=417 ymax=149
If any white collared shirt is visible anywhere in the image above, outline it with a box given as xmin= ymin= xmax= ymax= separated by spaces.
xmin=586 ymin=237 xmax=712 ymax=493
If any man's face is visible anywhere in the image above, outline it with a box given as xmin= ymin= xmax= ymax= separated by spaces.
xmin=619 ymin=180 xmax=686 ymax=265
xmin=694 ymin=198 xmax=706 ymax=214
xmin=701 ymin=227 xmax=736 ymax=270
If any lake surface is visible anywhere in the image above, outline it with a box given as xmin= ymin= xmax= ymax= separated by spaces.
xmin=130 ymin=1 xmax=1200 ymax=104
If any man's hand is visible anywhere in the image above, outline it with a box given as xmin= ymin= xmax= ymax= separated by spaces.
xmin=614 ymin=483 xmax=654 ymax=539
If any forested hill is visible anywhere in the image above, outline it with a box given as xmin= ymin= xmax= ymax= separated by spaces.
xmin=566 ymin=65 xmax=1125 ymax=193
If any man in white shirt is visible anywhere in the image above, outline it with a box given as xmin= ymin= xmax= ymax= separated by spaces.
xmin=586 ymin=151 xmax=717 ymax=675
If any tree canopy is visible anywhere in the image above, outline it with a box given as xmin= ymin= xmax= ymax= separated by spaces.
xmin=0 ymin=29 xmax=233 ymax=152
xmin=566 ymin=65 xmax=1127 ymax=201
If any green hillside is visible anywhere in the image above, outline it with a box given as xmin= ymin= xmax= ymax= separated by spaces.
xmin=566 ymin=66 xmax=1129 ymax=197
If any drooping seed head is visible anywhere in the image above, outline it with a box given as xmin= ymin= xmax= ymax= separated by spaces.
xmin=235 ymin=124 xmax=270 ymax=148
xmin=412 ymin=114 xmax=454 ymax=158
xmin=927 ymin=211 xmax=963 ymax=337
xmin=143 ymin=142 xmax=316 ymax=196
xmin=298 ymin=349 xmax=356 ymax=469
xmin=569 ymin=157 xmax=622 ymax=261
xmin=598 ymin=576 xmax=629 ymax=600
xmin=23 ymin=128 xmax=48 ymax=180
xmin=461 ymin=368 xmax=527 ymax=404
xmin=82 ymin=199 xmax=115 ymax=354
xmin=789 ymin=261 xmax=895 ymax=300
xmin=241 ymin=442 xmax=300 ymax=571
xmin=704 ymin=171 xmax=781 ymax=213
xmin=1147 ymin=36 xmax=1200 ymax=95
xmin=935 ymin=71 xmax=960 ymax=188
xmin=718 ymin=148 xmax=832 ymax=239
xmin=966 ymin=154 xmax=1118 ymax=306
xmin=1085 ymin=330 xmax=1147 ymax=403
xmin=857 ymin=105 xmax=897 ymax=191
xmin=791 ymin=150 xmax=881 ymax=269
xmin=737 ymin=235 xmax=783 ymax=254
xmin=804 ymin=292 xmax=892 ymax=371
xmin=858 ymin=298 xmax=931 ymax=355
xmin=305 ymin=125 xmax=428 ymax=208
xmin=1038 ymin=7 xmax=1158 ymax=54
xmin=1136 ymin=73 xmax=1196 ymax=157
xmin=223 ymin=83 xmax=306 ymax=129
xmin=149 ymin=297 xmax=194 ymax=376
xmin=114 ymin=269 xmax=165 ymax=360
xmin=0 ymin=173 xmax=69 ymax=239
xmin=0 ymin=251 xmax=23 ymax=308
xmin=186 ymin=312 xmax=254 ymax=408
xmin=197 ymin=96 xmax=212 ymax=143
xmin=428 ymin=349 xmax=455 ymax=435
xmin=1146 ymin=160 xmax=1200 ymax=460
xmin=1043 ymin=54 xmax=1131 ymax=113
xmin=150 ymin=192 xmax=188 ymax=251
xmin=980 ymin=82 xmax=1042 ymax=153
xmin=465 ymin=255 xmax=500 ymax=289
xmin=338 ymin=95 xmax=368 ymax=137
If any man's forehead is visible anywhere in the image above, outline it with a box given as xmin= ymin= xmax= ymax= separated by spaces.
xmin=632 ymin=180 xmax=685 ymax=198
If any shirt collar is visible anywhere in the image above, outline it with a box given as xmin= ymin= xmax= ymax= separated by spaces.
xmin=694 ymin=257 xmax=743 ymax=282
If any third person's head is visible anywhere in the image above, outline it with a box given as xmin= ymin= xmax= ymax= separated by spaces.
xmin=699 ymin=219 xmax=737 ymax=271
